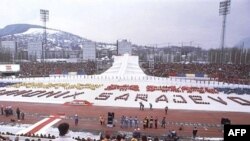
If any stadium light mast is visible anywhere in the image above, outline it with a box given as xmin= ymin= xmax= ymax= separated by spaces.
xmin=40 ymin=9 xmax=49 ymax=62
xmin=219 ymin=0 xmax=230 ymax=64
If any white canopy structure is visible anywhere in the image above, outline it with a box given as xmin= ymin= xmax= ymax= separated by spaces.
xmin=101 ymin=53 xmax=146 ymax=77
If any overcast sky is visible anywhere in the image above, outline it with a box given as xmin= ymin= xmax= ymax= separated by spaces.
xmin=0 ymin=0 xmax=249 ymax=48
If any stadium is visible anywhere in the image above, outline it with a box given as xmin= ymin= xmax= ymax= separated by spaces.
xmin=1 ymin=0 xmax=250 ymax=141
xmin=0 ymin=53 xmax=250 ymax=141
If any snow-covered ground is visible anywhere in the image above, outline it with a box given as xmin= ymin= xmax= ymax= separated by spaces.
xmin=16 ymin=28 xmax=59 ymax=35
xmin=0 ymin=123 xmax=100 ymax=140
xmin=0 ymin=54 xmax=249 ymax=140
xmin=0 ymin=75 xmax=250 ymax=113
xmin=0 ymin=54 xmax=249 ymax=113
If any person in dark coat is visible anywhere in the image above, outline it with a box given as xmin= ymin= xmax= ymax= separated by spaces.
xmin=16 ymin=107 xmax=20 ymax=120
xmin=1 ymin=105 xmax=4 ymax=115
xmin=165 ymin=106 xmax=168 ymax=115
xmin=154 ymin=116 xmax=158 ymax=129
xmin=74 ymin=114 xmax=78 ymax=126
xmin=149 ymin=103 xmax=152 ymax=110
xmin=161 ymin=117 xmax=166 ymax=128
xmin=193 ymin=127 xmax=198 ymax=139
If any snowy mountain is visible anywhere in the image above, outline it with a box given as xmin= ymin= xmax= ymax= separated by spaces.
xmin=0 ymin=24 xmax=90 ymax=50
xmin=0 ymin=24 xmax=42 ymax=36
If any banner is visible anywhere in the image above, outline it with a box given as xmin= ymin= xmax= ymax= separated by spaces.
xmin=0 ymin=64 xmax=20 ymax=72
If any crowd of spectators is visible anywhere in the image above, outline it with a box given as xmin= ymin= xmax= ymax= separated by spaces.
xmin=19 ymin=61 xmax=96 ymax=77
xmin=142 ymin=63 xmax=250 ymax=84
xmin=105 ymin=85 xmax=139 ymax=91
xmin=12 ymin=82 xmax=102 ymax=90
xmin=215 ymin=87 xmax=250 ymax=95
xmin=1 ymin=105 xmax=13 ymax=117
xmin=0 ymin=123 xmax=181 ymax=141
xmin=146 ymin=85 xmax=218 ymax=94
xmin=0 ymin=132 xmax=55 ymax=141
xmin=14 ymin=61 xmax=250 ymax=85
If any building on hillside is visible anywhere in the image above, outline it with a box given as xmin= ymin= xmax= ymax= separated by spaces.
xmin=82 ymin=41 xmax=96 ymax=61
xmin=0 ymin=41 xmax=18 ymax=63
xmin=162 ymin=54 xmax=175 ymax=63
xmin=28 ymin=41 xmax=43 ymax=61
xmin=0 ymin=41 xmax=17 ymax=53
xmin=118 ymin=39 xmax=132 ymax=55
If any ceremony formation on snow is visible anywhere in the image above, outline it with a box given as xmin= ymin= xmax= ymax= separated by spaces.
xmin=0 ymin=0 xmax=250 ymax=141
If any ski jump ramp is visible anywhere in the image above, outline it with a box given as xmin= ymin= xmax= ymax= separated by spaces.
xmin=101 ymin=54 xmax=146 ymax=77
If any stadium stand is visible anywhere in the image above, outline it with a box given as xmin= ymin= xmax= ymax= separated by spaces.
xmin=142 ymin=63 xmax=250 ymax=85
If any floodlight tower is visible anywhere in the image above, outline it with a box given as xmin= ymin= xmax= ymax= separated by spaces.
xmin=40 ymin=9 xmax=49 ymax=62
xmin=219 ymin=0 xmax=230 ymax=64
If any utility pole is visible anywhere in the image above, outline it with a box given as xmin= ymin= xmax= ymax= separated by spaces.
xmin=245 ymin=48 xmax=248 ymax=64
xmin=117 ymin=40 xmax=119 ymax=55
xmin=179 ymin=42 xmax=184 ymax=62
xmin=219 ymin=0 xmax=231 ymax=64
xmin=240 ymin=42 xmax=244 ymax=64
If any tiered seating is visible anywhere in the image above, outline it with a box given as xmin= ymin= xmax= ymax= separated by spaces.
xmin=143 ymin=63 xmax=250 ymax=85
xmin=20 ymin=61 xmax=97 ymax=76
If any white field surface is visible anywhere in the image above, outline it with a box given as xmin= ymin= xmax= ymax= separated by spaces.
xmin=1 ymin=75 xmax=250 ymax=113
xmin=0 ymin=124 xmax=100 ymax=140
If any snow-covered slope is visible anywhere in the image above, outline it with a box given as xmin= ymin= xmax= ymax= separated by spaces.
xmin=101 ymin=54 xmax=146 ymax=76
xmin=0 ymin=24 xmax=89 ymax=50
xmin=18 ymin=28 xmax=59 ymax=35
